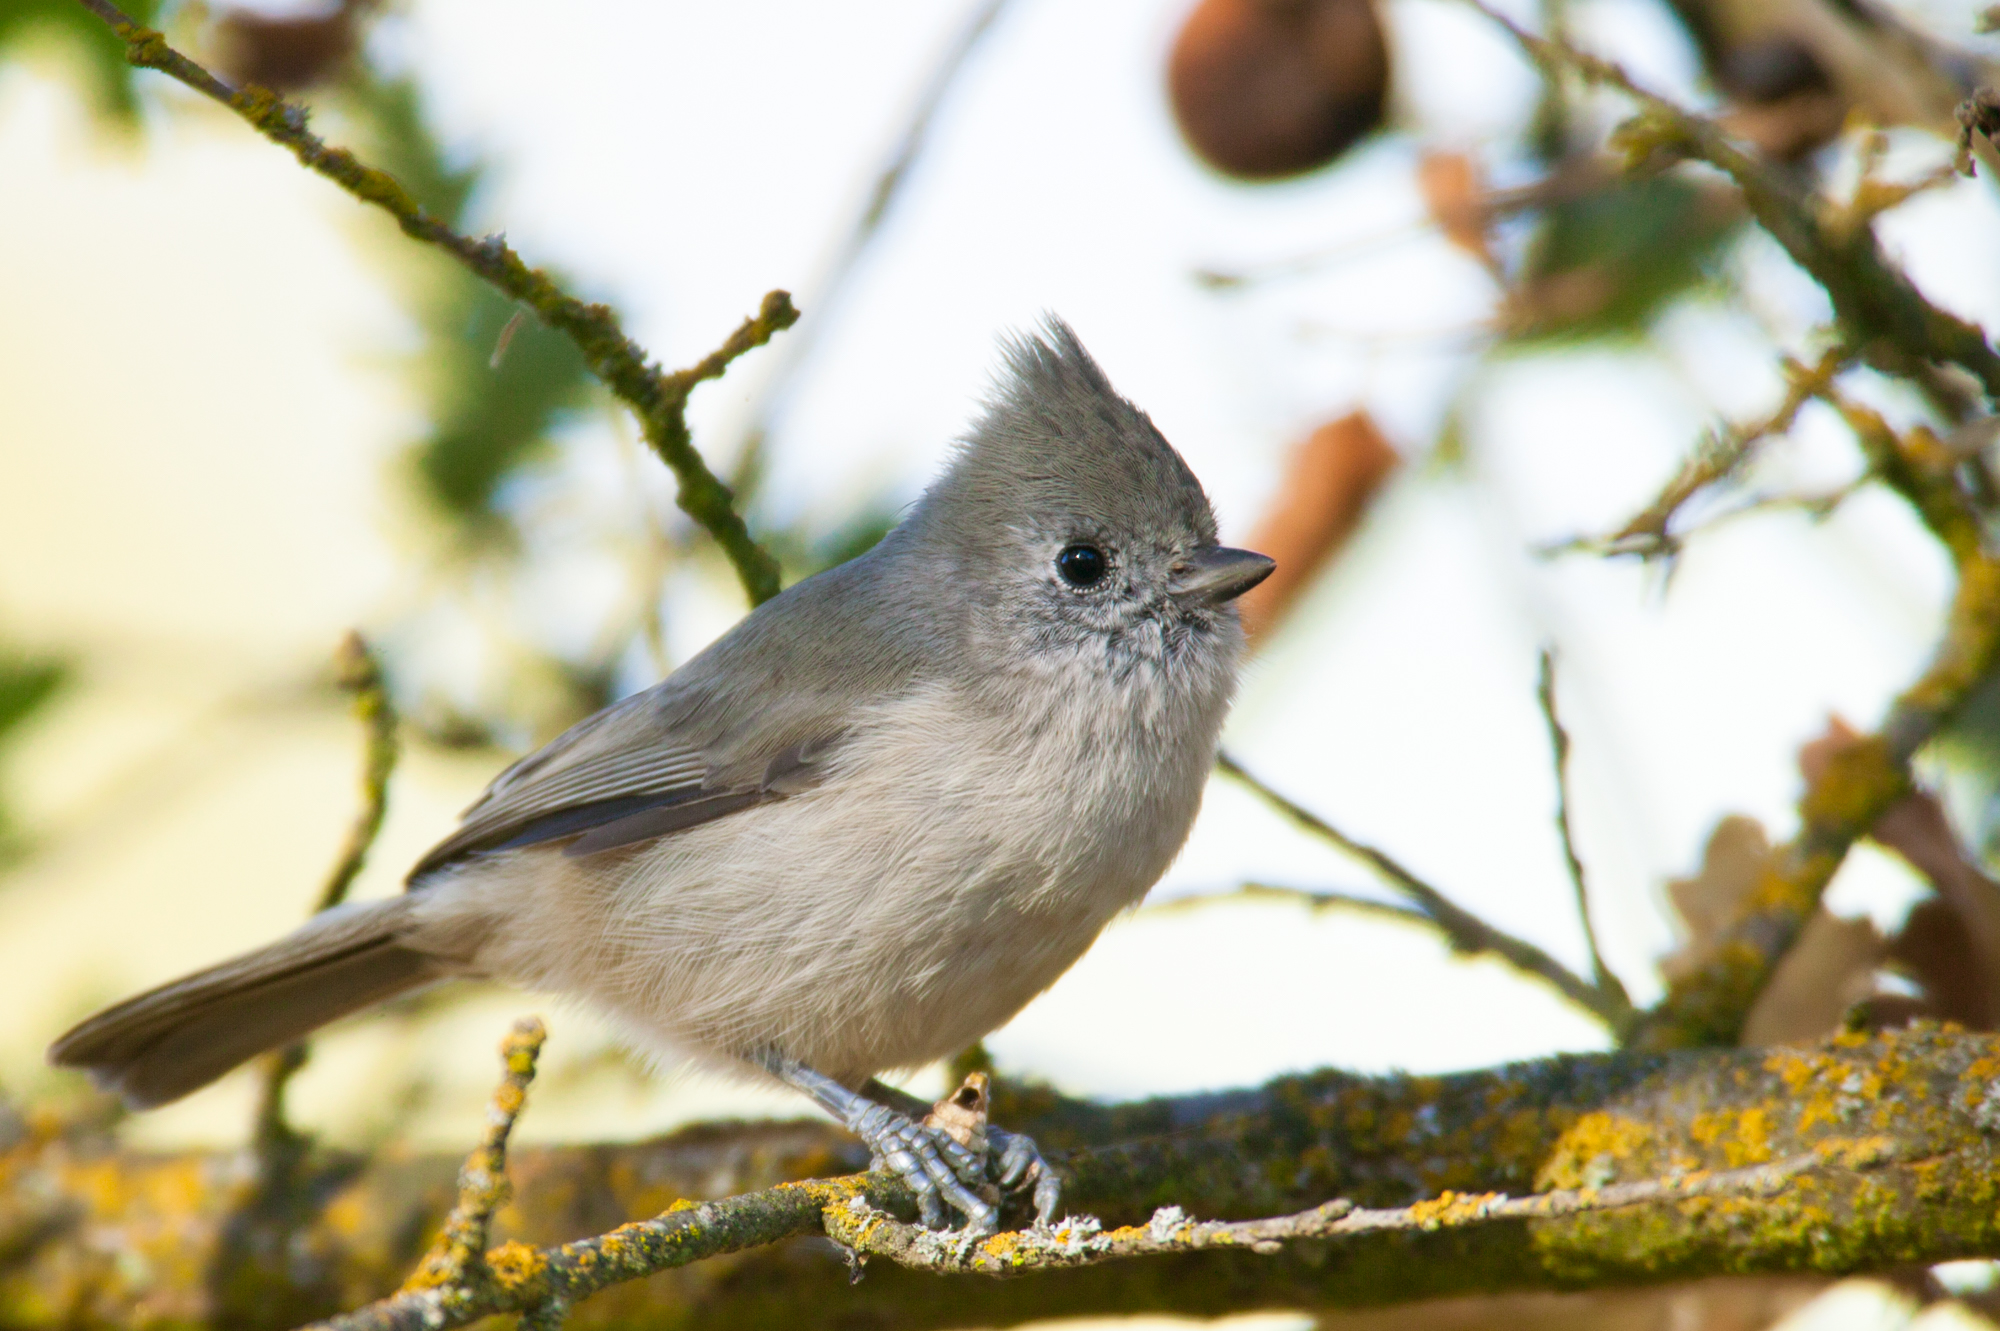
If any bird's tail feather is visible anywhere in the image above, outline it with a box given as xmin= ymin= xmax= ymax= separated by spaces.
xmin=48 ymin=896 xmax=447 ymax=1109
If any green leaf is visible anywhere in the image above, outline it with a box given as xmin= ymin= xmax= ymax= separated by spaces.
xmin=1509 ymin=175 xmax=1747 ymax=344
xmin=0 ymin=0 xmax=165 ymax=124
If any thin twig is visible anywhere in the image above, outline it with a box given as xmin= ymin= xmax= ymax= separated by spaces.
xmin=74 ymin=0 xmax=793 ymax=606
xmin=1555 ymin=344 xmax=1850 ymax=561
xmin=1146 ymin=882 xmax=1436 ymax=931
xmin=1536 ymin=648 xmax=1628 ymax=1015
xmin=1214 ymin=752 xmax=1627 ymax=1029
xmin=399 ymin=1019 xmax=547 ymax=1307
xmin=826 ymin=1149 xmax=1829 ymax=1276
xmin=254 ymin=632 xmax=401 ymax=1154
xmin=729 ymin=0 xmax=1014 ymax=496
xmin=315 ymin=631 xmax=398 ymax=913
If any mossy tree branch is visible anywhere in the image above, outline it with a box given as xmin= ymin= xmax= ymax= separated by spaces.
xmin=73 ymin=0 xmax=792 ymax=606
xmin=8 ymin=1026 xmax=2000 ymax=1329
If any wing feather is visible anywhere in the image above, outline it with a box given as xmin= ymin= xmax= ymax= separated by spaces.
xmin=407 ymin=689 xmax=844 ymax=882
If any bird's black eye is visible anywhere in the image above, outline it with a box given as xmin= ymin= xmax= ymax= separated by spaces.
xmin=1056 ymin=544 xmax=1107 ymax=588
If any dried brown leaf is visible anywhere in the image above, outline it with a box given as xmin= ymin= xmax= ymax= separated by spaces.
xmin=1417 ymin=151 xmax=1496 ymax=271
xmin=1661 ymin=815 xmax=1775 ymax=983
xmin=1740 ymin=909 xmax=1885 ymax=1046
xmin=1237 ymin=410 xmax=1399 ymax=642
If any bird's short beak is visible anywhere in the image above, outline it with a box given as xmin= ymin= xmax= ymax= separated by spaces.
xmin=1169 ymin=546 xmax=1276 ymax=606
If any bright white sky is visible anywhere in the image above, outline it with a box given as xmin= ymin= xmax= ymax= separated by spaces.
xmin=1 ymin=0 xmax=1998 ymax=1151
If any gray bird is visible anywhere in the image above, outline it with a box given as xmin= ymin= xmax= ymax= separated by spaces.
xmin=49 ymin=320 xmax=1274 ymax=1233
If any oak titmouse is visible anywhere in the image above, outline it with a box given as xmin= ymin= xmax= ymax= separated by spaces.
xmin=50 ymin=320 xmax=1274 ymax=1232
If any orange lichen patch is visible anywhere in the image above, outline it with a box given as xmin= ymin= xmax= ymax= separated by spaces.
xmin=1537 ymin=1112 xmax=1653 ymax=1191
xmin=1762 ymin=1047 xmax=1884 ymax=1136
xmin=1798 ymin=735 xmax=1908 ymax=834
xmin=1690 ymin=1106 xmax=1774 ymax=1168
xmin=1811 ymin=1135 xmax=1896 ymax=1170
xmin=487 ymin=1240 xmax=550 ymax=1296
xmin=1406 ymin=1191 xmax=1504 ymax=1229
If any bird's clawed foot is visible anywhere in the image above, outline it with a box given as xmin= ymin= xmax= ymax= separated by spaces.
xmin=763 ymin=1054 xmax=1059 ymax=1234
xmin=863 ymin=1071 xmax=1059 ymax=1233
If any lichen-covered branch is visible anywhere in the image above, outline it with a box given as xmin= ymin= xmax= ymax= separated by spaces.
xmin=1455 ymin=4 xmax=2000 ymax=1051
xmin=1466 ymin=0 xmax=2000 ymax=402
xmin=7 ymin=1025 xmax=2000 ymax=1330
xmin=1628 ymin=378 xmax=2000 ymax=1049
xmin=393 ymin=1017 xmax=545 ymax=1320
xmin=1632 ymin=563 xmax=2000 ymax=1047
xmin=824 ymin=1152 xmax=1817 ymax=1277
xmin=72 ymin=0 xmax=792 ymax=606
xmin=1216 ymin=751 xmax=1630 ymax=1029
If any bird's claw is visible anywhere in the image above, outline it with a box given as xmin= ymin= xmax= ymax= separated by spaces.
xmin=845 ymin=1107 xmax=1061 ymax=1234
xmin=761 ymin=1053 xmax=1061 ymax=1235
xmin=849 ymin=1098 xmax=999 ymax=1232
xmin=991 ymin=1124 xmax=1061 ymax=1225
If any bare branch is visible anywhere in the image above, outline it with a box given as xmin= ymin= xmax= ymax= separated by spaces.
xmin=1537 ymin=648 xmax=1629 ymax=1016
xmin=1146 ymin=881 xmax=1436 ymax=931
xmin=72 ymin=0 xmax=792 ymax=606
xmin=1214 ymin=752 xmax=1628 ymax=1029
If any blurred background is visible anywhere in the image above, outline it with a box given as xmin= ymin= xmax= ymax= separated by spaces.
xmin=4 ymin=0 xmax=2000 ymax=1323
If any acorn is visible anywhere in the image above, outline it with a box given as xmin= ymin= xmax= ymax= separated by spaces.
xmin=1714 ymin=34 xmax=1847 ymax=160
xmin=1167 ymin=0 xmax=1390 ymax=181
xmin=213 ymin=4 xmax=360 ymax=91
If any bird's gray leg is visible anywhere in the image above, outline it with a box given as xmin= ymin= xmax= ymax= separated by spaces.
xmin=757 ymin=1052 xmax=999 ymax=1233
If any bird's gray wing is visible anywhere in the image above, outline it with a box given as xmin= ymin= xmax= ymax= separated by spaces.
xmin=406 ymin=688 xmax=841 ymax=883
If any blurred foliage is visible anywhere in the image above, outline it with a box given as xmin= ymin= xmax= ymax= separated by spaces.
xmin=767 ymin=503 xmax=903 ymax=586
xmin=0 ymin=650 xmax=65 ymax=864
xmin=1507 ymin=176 xmax=1746 ymax=343
xmin=335 ymin=69 xmax=601 ymax=542
xmin=0 ymin=0 xmax=160 ymax=121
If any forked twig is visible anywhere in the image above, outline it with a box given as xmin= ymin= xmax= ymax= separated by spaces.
xmin=72 ymin=0 xmax=792 ymax=606
xmin=1537 ymin=648 xmax=1628 ymax=1014
xmin=1214 ymin=752 xmax=1630 ymax=1029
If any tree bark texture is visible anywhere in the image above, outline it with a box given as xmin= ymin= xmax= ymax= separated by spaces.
xmin=5 ymin=1023 xmax=2000 ymax=1329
